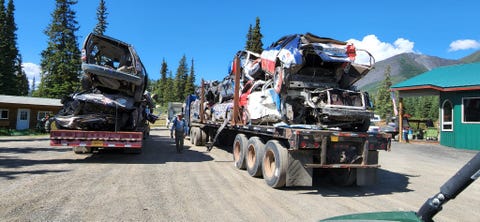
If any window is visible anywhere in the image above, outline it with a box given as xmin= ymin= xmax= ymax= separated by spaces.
xmin=0 ymin=109 xmax=8 ymax=119
xmin=442 ymin=100 xmax=453 ymax=131
xmin=37 ymin=111 xmax=53 ymax=120
xmin=463 ymin=97 xmax=480 ymax=123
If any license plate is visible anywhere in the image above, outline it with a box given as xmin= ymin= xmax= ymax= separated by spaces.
xmin=91 ymin=140 xmax=104 ymax=146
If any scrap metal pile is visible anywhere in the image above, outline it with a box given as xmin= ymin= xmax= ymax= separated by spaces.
xmin=195 ymin=33 xmax=375 ymax=132
xmin=54 ymin=33 xmax=157 ymax=131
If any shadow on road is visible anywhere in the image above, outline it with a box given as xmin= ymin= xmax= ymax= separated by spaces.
xmin=285 ymin=168 xmax=415 ymax=197
xmin=0 ymin=147 xmax=71 ymax=154
xmin=0 ymin=133 xmax=214 ymax=180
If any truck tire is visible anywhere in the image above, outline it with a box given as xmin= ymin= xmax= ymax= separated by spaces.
xmin=73 ymin=146 xmax=91 ymax=154
xmin=199 ymin=129 xmax=207 ymax=146
xmin=262 ymin=140 xmax=288 ymax=188
xmin=193 ymin=127 xmax=205 ymax=146
xmin=233 ymin=134 xmax=248 ymax=170
xmin=191 ymin=127 xmax=198 ymax=145
xmin=246 ymin=137 xmax=265 ymax=177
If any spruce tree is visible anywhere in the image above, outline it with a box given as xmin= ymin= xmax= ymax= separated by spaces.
xmin=15 ymin=55 xmax=28 ymax=95
xmin=250 ymin=17 xmax=263 ymax=54
xmin=7 ymin=0 xmax=27 ymax=95
xmin=156 ymin=59 xmax=168 ymax=105
xmin=0 ymin=0 xmax=22 ymax=95
xmin=30 ymin=76 xmax=36 ymax=96
xmin=0 ymin=0 xmax=6 ymax=94
xmin=37 ymin=0 xmax=81 ymax=99
xmin=184 ymin=58 xmax=195 ymax=98
xmin=93 ymin=0 xmax=108 ymax=35
xmin=245 ymin=24 xmax=253 ymax=51
xmin=163 ymin=71 xmax=174 ymax=103
xmin=375 ymin=65 xmax=394 ymax=119
xmin=173 ymin=55 xmax=188 ymax=102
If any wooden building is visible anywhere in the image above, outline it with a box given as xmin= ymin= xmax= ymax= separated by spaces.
xmin=0 ymin=95 xmax=62 ymax=130
xmin=391 ymin=62 xmax=480 ymax=150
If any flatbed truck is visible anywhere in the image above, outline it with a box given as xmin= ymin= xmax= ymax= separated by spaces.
xmin=184 ymin=56 xmax=391 ymax=188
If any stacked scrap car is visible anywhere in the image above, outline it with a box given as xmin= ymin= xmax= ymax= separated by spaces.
xmin=54 ymin=33 xmax=156 ymax=132
xmin=200 ymin=33 xmax=375 ymax=132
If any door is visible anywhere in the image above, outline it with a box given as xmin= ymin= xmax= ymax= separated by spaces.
xmin=16 ymin=109 xmax=30 ymax=130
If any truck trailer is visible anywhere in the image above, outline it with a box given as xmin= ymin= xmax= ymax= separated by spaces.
xmin=184 ymin=33 xmax=391 ymax=188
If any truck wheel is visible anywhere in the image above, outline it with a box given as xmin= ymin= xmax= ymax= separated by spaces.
xmin=246 ymin=137 xmax=265 ymax=177
xmin=199 ymin=129 xmax=207 ymax=146
xmin=193 ymin=127 xmax=204 ymax=146
xmin=330 ymin=168 xmax=356 ymax=186
xmin=73 ymin=146 xmax=91 ymax=154
xmin=233 ymin=134 xmax=248 ymax=170
xmin=262 ymin=140 xmax=288 ymax=188
xmin=191 ymin=127 xmax=198 ymax=145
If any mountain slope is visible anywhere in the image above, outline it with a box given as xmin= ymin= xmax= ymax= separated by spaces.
xmin=355 ymin=53 xmax=460 ymax=93
xmin=460 ymin=50 xmax=480 ymax=63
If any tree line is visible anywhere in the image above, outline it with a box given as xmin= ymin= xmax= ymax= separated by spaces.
xmin=149 ymin=17 xmax=263 ymax=111
xmin=1 ymin=0 xmax=437 ymax=122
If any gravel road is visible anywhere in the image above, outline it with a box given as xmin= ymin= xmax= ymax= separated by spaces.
xmin=1 ymin=128 xmax=479 ymax=221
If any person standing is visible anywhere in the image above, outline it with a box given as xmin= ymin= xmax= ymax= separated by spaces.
xmin=403 ymin=126 xmax=410 ymax=143
xmin=170 ymin=113 xmax=187 ymax=153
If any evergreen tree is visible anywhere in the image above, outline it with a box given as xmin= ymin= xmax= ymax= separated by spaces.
xmin=245 ymin=24 xmax=253 ymax=51
xmin=249 ymin=17 xmax=263 ymax=54
xmin=37 ymin=0 xmax=81 ymax=99
xmin=0 ymin=0 xmax=7 ymax=94
xmin=156 ymin=59 xmax=168 ymax=105
xmin=0 ymin=0 xmax=22 ymax=95
xmin=184 ymin=58 xmax=195 ymax=98
xmin=163 ymin=71 xmax=174 ymax=103
xmin=173 ymin=55 xmax=188 ymax=102
xmin=93 ymin=0 xmax=108 ymax=35
xmin=30 ymin=76 xmax=36 ymax=96
xmin=375 ymin=65 xmax=394 ymax=119
xmin=15 ymin=55 xmax=28 ymax=95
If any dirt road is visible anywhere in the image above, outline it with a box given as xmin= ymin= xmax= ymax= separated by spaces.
xmin=1 ymin=128 xmax=479 ymax=221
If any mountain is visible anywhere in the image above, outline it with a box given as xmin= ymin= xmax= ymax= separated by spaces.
xmin=460 ymin=50 xmax=480 ymax=63
xmin=355 ymin=53 xmax=461 ymax=93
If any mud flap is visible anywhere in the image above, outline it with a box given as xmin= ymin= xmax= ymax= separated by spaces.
xmin=356 ymin=168 xmax=377 ymax=186
xmin=357 ymin=151 xmax=379 ymax=186
xmin=286 ymin=150 xmax=313 ymax=187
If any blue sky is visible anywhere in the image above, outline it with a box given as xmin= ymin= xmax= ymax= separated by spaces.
xmin=15 ymin=0 xmax=480 ymax=87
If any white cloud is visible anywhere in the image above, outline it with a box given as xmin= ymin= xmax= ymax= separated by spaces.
xmin=346 ymin=35 xmax=416 ymax=64
xmin=22 ymin=62 xmax=41 ymax=89
xmin=448 ymin=39 xmax=480 ymax=52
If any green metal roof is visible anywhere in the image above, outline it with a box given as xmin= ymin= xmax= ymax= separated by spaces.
xmin=391 ymin=62 xmax=480 ymax=91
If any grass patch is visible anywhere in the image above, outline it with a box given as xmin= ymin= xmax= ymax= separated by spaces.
xmin=0 ymin=128 xmax=47 ymax=136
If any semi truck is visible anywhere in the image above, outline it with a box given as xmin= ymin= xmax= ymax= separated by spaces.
xmin=49 ymin=33 xmax=156 ymax=154
xmin=184 ymin=33 xmax=391 ymax=188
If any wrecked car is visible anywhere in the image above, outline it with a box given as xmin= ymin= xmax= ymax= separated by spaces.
xmin=258 ymin=33 xmax=375 ymax=131
xmin=200 ymin=33 xmax=376 ymax=132
xmin=54 ymin=33 xmax=156 ymax=132
xmin=80 ymin=33 xmax=148 ymax=102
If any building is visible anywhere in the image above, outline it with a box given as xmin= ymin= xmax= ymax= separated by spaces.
xmin=0 ymin=95 xmax=62 ymax=130
xmin=391 ymin=62 xmax=480 ymax=150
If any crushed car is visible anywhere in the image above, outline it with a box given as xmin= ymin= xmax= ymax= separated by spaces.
xmin=80 ymin=33 xmax=148 ymax=102
xmin=200 ymin=33 xmax=376 ymax=132
xmin=54 ymin=33 xmax=157 ymax=132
